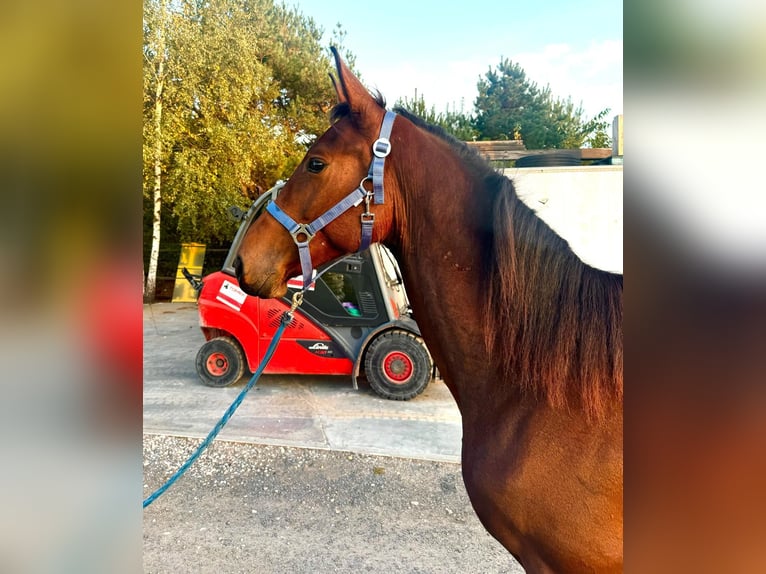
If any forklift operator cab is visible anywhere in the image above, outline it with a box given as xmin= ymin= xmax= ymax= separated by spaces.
xmin=189 ymin=182 xmax=433 ymax=400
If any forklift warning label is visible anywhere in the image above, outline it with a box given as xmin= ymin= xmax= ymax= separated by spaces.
xmin=287 ymin=273 xmax=316 ymax=291
xmin=216 ymin=280 xmax=247 ymax=311
xmin=297 ymin=340 xmax=339 ymax=358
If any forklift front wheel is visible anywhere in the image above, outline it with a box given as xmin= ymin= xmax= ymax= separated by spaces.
xmin=195 ymin=336 xmax=246 ymax=387
xmin=364 ymin=330 xmax=432 ymax=400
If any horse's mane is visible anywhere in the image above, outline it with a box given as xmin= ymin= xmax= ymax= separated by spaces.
xmin=394 ymin=107 xmax=623 ymax=419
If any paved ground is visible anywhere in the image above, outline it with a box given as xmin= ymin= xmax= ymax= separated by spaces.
xmin=143 ymin=302 xmax=463 ymax=461
xmin=143 ymin=303 xmax=522 ymax=573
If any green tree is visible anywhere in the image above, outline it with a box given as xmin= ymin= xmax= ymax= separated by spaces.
xmin=143 ymin=0 xmax=339 ymax=299
xmin=583 ymin=110 xmax=612 ymax=148
xmin=544 ymin=95 xmax=611 ymax=149
xmin=474 ymin=60 xmax=542 ymax=142
xmin=473 ymin=58 xmax=610 ymax=149
xmin=162 ymin=0 xmax=336 ymax=240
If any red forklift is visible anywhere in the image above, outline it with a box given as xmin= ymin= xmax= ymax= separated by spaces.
xmin=184 ymin=182 xmax=433 ymax=400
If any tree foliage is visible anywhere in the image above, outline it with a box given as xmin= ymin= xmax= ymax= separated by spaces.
xmin=143 ymin=0 xmax=337 ymax=245
xmin=473 ymin=58 xmax=610 ymax=149
xmin=473 ymin=60 xmax=540 ymax=142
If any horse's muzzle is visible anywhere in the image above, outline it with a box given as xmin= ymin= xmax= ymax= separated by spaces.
xmin=232 ymin=255 xmax=250 ymax=289
xmin=232 ymin=255 xmax=257 ymax=296
xmin=233 ymin=255 xmax=288 ymax=299
xmin=232 ymin=255 xmax=259 ymax=297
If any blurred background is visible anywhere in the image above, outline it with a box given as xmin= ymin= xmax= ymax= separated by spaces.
xmin=627 ymin=1 xmax=766 ymax=571
xmin=0 ymin=1 xmax=141 ymax=571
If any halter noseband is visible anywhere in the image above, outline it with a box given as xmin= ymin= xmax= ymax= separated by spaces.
xmin=266 ymin=110 xmax=396 ymax=291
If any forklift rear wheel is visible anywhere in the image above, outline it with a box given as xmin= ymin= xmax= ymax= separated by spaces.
xmin=364 ymin=330 xmax=431 ymax=400
xmin=196 ymin=336 xmax=246 ymax=387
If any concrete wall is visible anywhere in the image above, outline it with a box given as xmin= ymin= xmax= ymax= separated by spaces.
xmin=502 ymin=165 xmax=623 ymax=274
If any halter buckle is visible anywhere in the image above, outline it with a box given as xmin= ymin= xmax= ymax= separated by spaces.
xmin=372 ymin=137 xmax=391 ymax=158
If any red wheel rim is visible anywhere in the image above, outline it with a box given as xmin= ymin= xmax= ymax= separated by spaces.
xmin=206 ymin=352 xmax=229 ymax=376
xmin=382 ymin=351 xmax=413 ymax=384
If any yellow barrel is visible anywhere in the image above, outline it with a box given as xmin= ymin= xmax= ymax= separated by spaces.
xmin=171 ymin=242 xmax=206 ymax=302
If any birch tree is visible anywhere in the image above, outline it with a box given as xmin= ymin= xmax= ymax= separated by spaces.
xmin=142 ymin=0 xmax=173 ymax=302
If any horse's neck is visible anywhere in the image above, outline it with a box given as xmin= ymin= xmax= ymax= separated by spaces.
xmin=387 ymin=129 xmax=622 ymax=424
xmin=390 ymin=144 xmax=500 ymax=411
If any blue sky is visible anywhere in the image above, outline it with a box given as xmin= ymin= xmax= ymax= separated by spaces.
xmin=288 ymin=0 xmax=622 ymax=120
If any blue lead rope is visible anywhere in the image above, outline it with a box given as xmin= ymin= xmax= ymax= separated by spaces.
xmin=143 ymin=305 xmax=298 ymax=508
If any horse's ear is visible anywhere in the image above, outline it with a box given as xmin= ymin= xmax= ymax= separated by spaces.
xmin=330 ymin=46 xmax=380 ymax=122
xmin=329 ymin=70 xmax=347 ymax=104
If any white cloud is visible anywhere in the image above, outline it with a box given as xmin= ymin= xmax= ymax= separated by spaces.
xmin=512 ymin=40 xmax=623 ymax=118
xmin=366 ymin=59 xmax=484 ymax=114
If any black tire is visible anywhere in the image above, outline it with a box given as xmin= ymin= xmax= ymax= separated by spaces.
xmin=515 ymin=150 xmax=581 ymax=167
xmin=364 ymin=330 xmax=432 ymax=400
xmin=195 ymin=336 xmax=246 ymax=387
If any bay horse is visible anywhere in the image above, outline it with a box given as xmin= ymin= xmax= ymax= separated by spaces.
xmin=235 ymin=48 xmax=623 ymax=573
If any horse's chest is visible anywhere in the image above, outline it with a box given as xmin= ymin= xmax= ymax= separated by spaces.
xmin=460 ymin=412 xmax=623 ymax=571
xmin=460 ymin=416 xmax=533 ymax=516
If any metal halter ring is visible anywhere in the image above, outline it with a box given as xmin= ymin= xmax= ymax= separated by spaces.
xmin=289 ymin=223 xmax=315 ymax=246
xmin=358 ymin=176 xmax=375 ymax=203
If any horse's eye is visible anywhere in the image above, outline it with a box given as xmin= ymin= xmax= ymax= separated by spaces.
xmin=307 ymin=157 xmax=326 ymax=173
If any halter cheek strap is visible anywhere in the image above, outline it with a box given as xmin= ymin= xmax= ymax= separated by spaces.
xmin=265 ymin=184 xmax=368 ymax=289
xmin=370 ymin=110 xmax=395 ymax=204
xmin=267 ymin=110 xmax=397 ymax=291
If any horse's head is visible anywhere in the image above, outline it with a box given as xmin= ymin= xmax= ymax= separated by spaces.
xmin=235 ymin=48 xmax=398 ymax=298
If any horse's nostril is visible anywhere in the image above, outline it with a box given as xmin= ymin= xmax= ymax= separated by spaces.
xmin=232 ymin=255 xmax=243 ymax=278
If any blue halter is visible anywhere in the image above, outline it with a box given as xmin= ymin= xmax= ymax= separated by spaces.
xmin=266 ymin=110 xmax=396 ymax=291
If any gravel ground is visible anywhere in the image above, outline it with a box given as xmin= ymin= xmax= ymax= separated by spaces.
xmin=143 ymin=435 xmax=523 ymax=573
